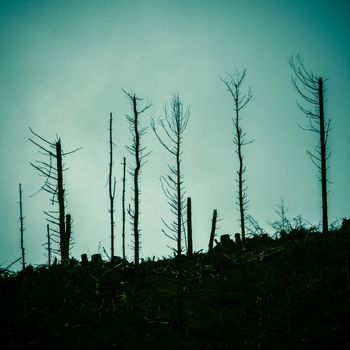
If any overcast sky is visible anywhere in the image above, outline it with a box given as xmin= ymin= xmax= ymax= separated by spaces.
xmin=1 ymin=0 xmax=350 ymax=267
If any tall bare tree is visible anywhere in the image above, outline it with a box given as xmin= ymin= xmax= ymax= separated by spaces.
xmin=18 ymin=183 xmax=25 ymax=270
xmin=108 ymin=112 xmax=117 ymax=259
xmin=151 ymin=94 xmax=190 ymax=256
xmin=29 ymin=128 xmax=80 ymax=265
xmin=124 ymin=90 xmax=151 ymax=265
xmin=289 ymin=54 xmax=331 ymax=234
xmin=221 ymin=69 xmax=253 ymax=242
xmin=121 ymin=156 xmax=126 ymax=260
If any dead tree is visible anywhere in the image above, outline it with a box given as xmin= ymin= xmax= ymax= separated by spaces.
xmin=108 ymin=112 xmax=117 ymax=259
xmin=122 ymin=157 xmax=126 ymax=260
xmin=221 ymin=69 xmax=253 ymax=242
xmin=18 ymin=183 xmax=25 ymax=270
xmin=208 ymin=209 xmax=217 ymax=252
xmin=151 ymin=94 xmax=190 ymax=256
xmin=289 ymin=55 xmax=331 ymax=234
xmin=29 ymin=128 xmax=80 ymax=265
xmin=245 ymin=215 xmax=268 ymax=237
xmin=186 ymin=197 xmax=193 ymax=256
xmin=124 ymin=90 xmax=151 ymax=265
xmin=46 ymin=224 xmax=52 ymax=267
xmin=271 ymin=198 xmax=292 ymax=236
xmin=42 ymin=223 xmax=52 ymax=267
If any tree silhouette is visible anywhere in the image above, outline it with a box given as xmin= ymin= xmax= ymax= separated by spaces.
xmin=186 ymin=197 xmax=193 ymax=256
xmin=221 ymin=69 xmax=253 ymax=242
xmin=108 ymin=112 xmax=117 ymax=259
xmin=151 ymin=94 xmax=190 ymax=256
xmin=271 ymin=198 xmax=292 ymax=236
xmin=208 ymin=209 xmax=218 ymax=252
xmin=18 ymin=183 xmax=25 ymax=270
xmin=289 ymin=55 xmax=331 ymax=234
xmin=124 ymin=90 xmax=151 ymax=265
xmin=46 ymin=224 xmax=52 ymax=267
xmin=122 ymin=156 xmax=126 ymax=260
xmin=29 ymin=128 xmax=80 ymax=265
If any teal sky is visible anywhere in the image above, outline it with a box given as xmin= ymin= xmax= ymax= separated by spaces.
xmin=1 ymin=0 xmax=350 ymax=267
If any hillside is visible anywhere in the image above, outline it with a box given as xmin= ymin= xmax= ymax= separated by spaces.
xmin=1 ymin=231 xmax=350 ymax=349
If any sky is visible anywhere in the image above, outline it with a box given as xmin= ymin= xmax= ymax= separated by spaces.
xmin=1 ymin=0 xmax=350 ymax=268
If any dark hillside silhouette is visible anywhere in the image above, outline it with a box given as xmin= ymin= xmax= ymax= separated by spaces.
xmin=1 ymin=231 xmax=350 ymax=349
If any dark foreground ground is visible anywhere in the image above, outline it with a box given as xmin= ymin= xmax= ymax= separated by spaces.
xmin=1 ymin=231 xmax=350 ymax=349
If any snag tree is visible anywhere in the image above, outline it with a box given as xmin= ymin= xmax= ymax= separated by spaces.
xmin=18 ymin=183 xmax=25 ymax=270
xmin=121 ymin=156 xmax=126 ymax=260
xmin=29 ymin=128 xmax=80 ymax=265
xmin=151 ymin=94 xmax=190 ymax=256
xmin=124 ymin=90 xmax=151 ymax=265
xmin=289 ymin=55 xmax=331 ymax=234
xmin=108 ymin=112 xmax=117 ymax=259
xmin=221 ymin=69 xmax=253 ymax=242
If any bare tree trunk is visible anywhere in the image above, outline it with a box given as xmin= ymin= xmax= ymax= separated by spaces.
xmin=289 ymin=55 xmax=331 ymax=235
xmin=55 ymin=140 xmax=68 ymax=264
xmin=47 ymin=224 xmax=51 ymax=267
xmin=109 ymin=112 xmax=116 ymax=258
xmin=186 ymin=197 xmax=193 ymax=256
xmin=318 ymin=78 xmax=328 ymax=234
xmin=151 ymin=94 xmax=190 ymax=256
xmin=133 ymin=98 xmax=141 ymax=265
xmin=234 ymin=89 xmax=246 ymax=241
xmin=65 ymin=214 xmax=71 ymax=262
xmin=176 ymin=128 xmax=182 ymax=255
xmin=19 ymin=183 xmax=25 ymax=270
xmin=221 ymin=70 xmax=252 ymax=243
xmin=208 ymin=209 xmax=217 ymax=252
xmin=122 ymin=157 xmax=126 ymax=260
xmin=124 ymin=91 xmax=151 ymax=265
xmin=29 ymin=129 xmax=79 ymax=265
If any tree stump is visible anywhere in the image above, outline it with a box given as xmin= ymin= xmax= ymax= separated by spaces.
xmin=91 ymin=254 xmax=102 ymax=263
xmin=81 ymin=254 xmax=88 ymax=264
